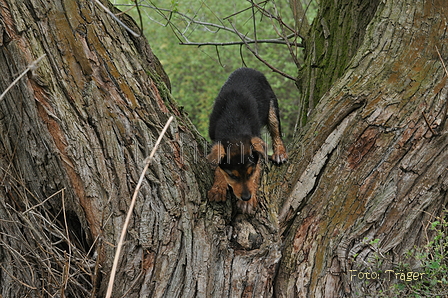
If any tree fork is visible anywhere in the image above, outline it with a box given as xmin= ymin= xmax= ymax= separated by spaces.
xmin=0 ymin=0 xmax=447 ymax=297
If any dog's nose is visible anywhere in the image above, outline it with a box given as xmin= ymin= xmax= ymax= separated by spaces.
xmin=241 ymin=192 xmax=252 ymax=201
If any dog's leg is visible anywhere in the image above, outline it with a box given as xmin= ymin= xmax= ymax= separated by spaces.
xmin=208 ymin=167 xmax=228 ymax=202
xmin=267 ymin=101 xmax=288 ymax=164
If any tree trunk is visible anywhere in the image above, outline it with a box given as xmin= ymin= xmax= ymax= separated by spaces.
xmin=276 ymin=0 xmax=448 ymax=296
xmin=296 ymin=0 xmax=381 ymax=127
xmin=0 ymin=0 xmax=206 ymax=296
xmin=0 ymin=0 xmax=447 ymax=298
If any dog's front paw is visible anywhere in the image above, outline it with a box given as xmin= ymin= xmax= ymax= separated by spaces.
xmin=208 ymin=185 xmax=227 ymax=202
xmin=270 ymin=148 xmax=288 ymax=164
xmin=237 ymin=197 xmax=257 ymax=214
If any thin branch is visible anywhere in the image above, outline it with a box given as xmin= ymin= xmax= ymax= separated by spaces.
xmin=215 ymin=46 xmax=225 ymax=68
xmin=422 ymin=111 xmax=438 ymax=136
xmin=117 ymin=3 xmax=237 ymax=35
xmin=251 ymin=1 xmax=258 ymax=55
xmin=61 ymin=189 xmax=70 ymax=297
xmin=250 ymin=0 xmax=304 ymax=40
xmin=222 ymin=0 xmax=269 ymax=20
xmin=93 ymin=0 xmax=140 ymax=38
xmin=113 ymin=1 xmax=303 ymax=80
xmin=262 ymin=0 xmax=302 ymax=68
xmin=114 ymin=2 xmax=304 ymax=48
xmin=436 ymin=45 xmax=448 ymax=77
xmin=105 ymin=116 xmax=174 ymax=298
xmin=0 ymin=54 xmax=46 ymax=102
xmin=229 ymin=21 xmax=297 ymax=82
xmin=180 ymin=35 xmax=302 ymax=47
xmin=23 ymin=188 xmax=66 ymax=214
xmin=0 ymin=264 xmax=37 ymax=290
xmin=288 ymin=0 xmax=311 ymax=39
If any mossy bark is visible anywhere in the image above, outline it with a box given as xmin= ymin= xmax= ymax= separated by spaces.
xmin=275 ymin=0 xmax=448 ymax=296
xmin=0 ymin=0 xmax=447 ymax=297
xmin=0 ymin=0 xmax=206 ymax=296
xmin=296 ymin=0 xmax=380 ymax=128
xmin=0 ymin=0 xmax=281 ymax=297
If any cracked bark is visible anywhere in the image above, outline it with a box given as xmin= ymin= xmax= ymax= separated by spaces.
xmin=0 ymin=0 xmax=447 ymax=297
xmin=275 ymin=0 xmax=448 ymax=296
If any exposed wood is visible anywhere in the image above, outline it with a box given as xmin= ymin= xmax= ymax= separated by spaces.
xmin=0 ymin=0 xmax=446 ymax=297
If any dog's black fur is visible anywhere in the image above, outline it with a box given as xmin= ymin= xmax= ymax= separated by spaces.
xmin=207 ymin=68 xmax=287 ymax=213
xmin=209 ymin=68 xmax=281 ymax=142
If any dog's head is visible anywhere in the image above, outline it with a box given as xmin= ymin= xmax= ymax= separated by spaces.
xmin=207 ymin=137 xmax=266 ymax=201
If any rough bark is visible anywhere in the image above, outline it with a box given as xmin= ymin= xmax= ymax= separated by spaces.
xmin=296 ymin=0 xmax=380 ymax=127
xmin=0 ymin=0 xmax=281 ymax=297
xmin=276 ymin=0 xmax=448 ymax=296
xmin=0 ymin=0 xmax=206 ymax=296
xmin=0 ymin=0 xmax=447 ymax=297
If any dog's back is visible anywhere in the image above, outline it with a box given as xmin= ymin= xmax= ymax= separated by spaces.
xmin=209 ymin=68 xmax=277 ymax=141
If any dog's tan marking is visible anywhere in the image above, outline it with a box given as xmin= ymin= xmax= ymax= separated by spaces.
xmin=267 ymin=102 xmax=288 ymax=164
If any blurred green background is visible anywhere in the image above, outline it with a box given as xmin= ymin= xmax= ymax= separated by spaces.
xmin=113 ymin=0 xmax=318 ymax=141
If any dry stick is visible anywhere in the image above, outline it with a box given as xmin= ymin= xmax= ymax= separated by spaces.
xmin=61 ymin=189 xmax=71 ymax=297
xmin=435 ymin=45 xmax=448 ymax=77
xmin=118 ymin=3 xmax=303 ymax=47
xmin=432 ymin=46 xmax=448 ymax=132
xmin=105 ymin=115 xmax=174 ymax=298
xmin=180 ymin=37 xmax=301 ymax=47
xmin=23 ymin=188 xmax=66 ymax=213
xmin=92 ymin=0 xmax=140 ymax=38
xmin=0 ymin=54 xmax=46 ymax=102
xmin=0 ymin=264 xmax=37 ymax=290
xmin=229 ymin=21 xmax=297 ymax=81
xmin=422 ymin=111 xmax=437 ymax=136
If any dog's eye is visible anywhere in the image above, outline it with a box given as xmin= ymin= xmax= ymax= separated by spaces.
xmin=225 ymin=170 xmax=240 ymax=180
xmin=246 ymin=166 xmax=254 ymax=176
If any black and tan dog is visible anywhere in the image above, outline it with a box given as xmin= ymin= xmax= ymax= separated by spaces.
xmin=207 ymin=68 xmax=288 ymax=213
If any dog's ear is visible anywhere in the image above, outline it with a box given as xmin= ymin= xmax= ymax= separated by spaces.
xmin=207 ymin=142 xmax=226 ymax=165
xmin=250 ymin=137 xmax=267 ymax=160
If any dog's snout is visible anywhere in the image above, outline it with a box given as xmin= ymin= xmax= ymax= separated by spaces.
xmin=241 ymin=191 xmax=252 ymax=201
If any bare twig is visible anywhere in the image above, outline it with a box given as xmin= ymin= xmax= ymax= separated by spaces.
xmin=93 ymin=0 xmax=140 ymax=38
xmin=229 ymin=21 xmax=297 ymax=81
xmin=435 ymin=45 xmax=448 ymax=77
xmin=251 ymin=1 xmax=258 ymax=55
xmin=24 ymin=188 xmax=66 ymax=213
xmin=289 ymin=0 xmax=310 ymax=36
xmin=0 ymin=192 xmax=95 ymax=296
xmin=114 ymin=1 xmax=304 ymax=80
xmin=0 ymin=54 xmax=46 ymax=102
xmin=422 ymin=111 xmax=438 ymax=136
xmin=105 ymin=115 xmax=174 ymax=298
xmin=138 ymin=3 xmax=298 ymax=45
xmin=61 ymin=189 xmax=71 ymax=297
xmin=223 ymin=0 xmax=269 ymax=20
xmin=251 ymin=0 xmax=299 ymax=37
xmin=215 ymin=46 xmax=225 ymax=68
xmin=179 ymin=35 xmax=302 ymax=47
xmin=436 ymin=46 xmax=448 ymax=125
xmin=263 ymin=0 xmax=302 ymax=68
xmin=0 ymin=264 xmax=37 ymax=290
